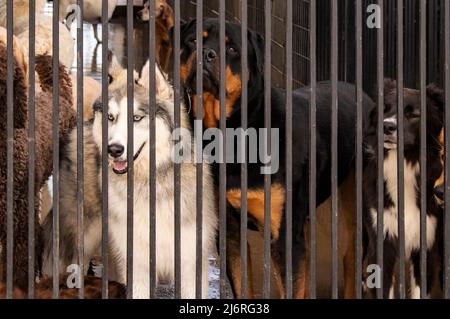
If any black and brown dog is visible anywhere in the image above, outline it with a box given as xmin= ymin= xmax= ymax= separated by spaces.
xmin=176 ymin=18 xmax=374 ymax=298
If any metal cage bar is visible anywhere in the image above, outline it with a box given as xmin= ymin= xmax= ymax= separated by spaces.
xmin=6 ymin=0 xmax=14 ymax=300
xmin=77 ymin=0 xmax=85 ymax=300
xmin=27 ymin=0 xmax=36 ymax=300
xmin=263 ymin=0 xmax=272 ymax=300
xmin=330 ymin=0 xmax=339 ymax=299
xmin=195 ymin=0 xmax=204 ymax=300
xmin=173 ymin=0 xmax=182 ymax=299
xmin=101 ymin=0 xmax=109 ymax=300
xmin=52 ymin=0 xmax=61 ymax=299
xmin=148 ymin=0 xmax=157 ymax=300
xmin=239 ymin=0 xmax=249 ymax=300
xmin=219 ymin=0 xmax=227 ymax=300
xmin=376 ymin=0 xmax=385 ymax=300
xmin=126 ymin=0 xmax=134 ymax=299
xmin=309 ymin=0 xmax=317 ymax=300
xmin=419 ymin=0 xmax=428 ymax=299
xmin=444 ymin=0 xmax=450 ymax=300
xmin=397 ymin=0 xmax=406 ymax=300
xmin=355 ymin=0 xmax=363 ymax=300
xmin=285 ymin=0 xmax=294 ymax=300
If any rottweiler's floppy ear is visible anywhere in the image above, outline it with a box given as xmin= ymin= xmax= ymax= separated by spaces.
xmin=426 ymin=83 xmax=444 ymax=110
xmin=248 ymin=30 xmax=265 ymax=74
xmin=170 ymin=19 xmax=194 ymax=43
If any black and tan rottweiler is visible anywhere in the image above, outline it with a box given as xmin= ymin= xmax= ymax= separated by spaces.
xmin=175 ymin=18 xmax=374 ymax=298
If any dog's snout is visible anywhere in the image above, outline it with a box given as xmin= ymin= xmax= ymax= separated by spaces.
xmin=108 ymin=144 xmax=125 ymax=158
xmin=435 ymin=183 xmax=445 ymax=201
xmin=384 ymin=121 xmax=397 ymax=135
xmin=204 ymin=48 xmax=217 ymax=63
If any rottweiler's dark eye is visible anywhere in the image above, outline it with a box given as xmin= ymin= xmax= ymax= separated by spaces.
xmin=228 ymin=46 xmax=238 ymax=55
xmin=188 ymin=38 xmax=197 ymax=46
xmin=405 ymin=104 xmax=419 ymax=118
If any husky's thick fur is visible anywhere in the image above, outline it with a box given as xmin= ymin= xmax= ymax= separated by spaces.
xmin=42 ymin=58 xmax=217 ymax=298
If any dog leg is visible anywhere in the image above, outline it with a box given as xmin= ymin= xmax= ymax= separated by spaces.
xmin=225 ymin=205 xmax=254 ymax=298
xmin=93 ymin=24 xmax=101 ymax=43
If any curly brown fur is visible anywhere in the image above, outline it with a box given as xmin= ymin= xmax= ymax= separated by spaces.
xmin=0 ymin=46 xmax=76 ymax=291
xmin=0 ymin=43 xmax=28 ymax=128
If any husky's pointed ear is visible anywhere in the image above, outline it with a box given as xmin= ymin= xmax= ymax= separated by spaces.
xmin=107 ymin=51 xmax=124 ymax=84
xmin=155 ymin=63 xmax=173 ymax=100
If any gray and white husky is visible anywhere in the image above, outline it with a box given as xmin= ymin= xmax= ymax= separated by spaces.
xmin=42 ymin=58 xmax=217 ymax=298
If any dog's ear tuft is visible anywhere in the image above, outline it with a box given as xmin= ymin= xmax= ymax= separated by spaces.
xmin=383 ymin=78 xmax=397 ymax=96
xmin=426 ymin=83 xmax=444 ymax=109
xmin=248 ymin=30 xmax=265 ymax=74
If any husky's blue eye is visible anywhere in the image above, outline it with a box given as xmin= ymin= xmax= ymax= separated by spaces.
xmin=108 ymin=114 xmax=114 ymax=121
xmin=134 ymin=115 xmax=143 ymax=122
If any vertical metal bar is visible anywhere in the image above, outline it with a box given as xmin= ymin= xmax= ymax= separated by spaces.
xmin=173 ymin=0 xmax=182 ymax=299
xmin=263 ymin=0 xmax=272 ymax=299
xmin=195 ymin=0 xmax=204 ymax=299
xmin=285 ymin=0 xmax=293 ymax=300
xmin=219 ymin=0 xmax=227 ymax=299
xmin=148 ymin=0 xmax=157 ymax=300
xmin=376 ymin=0 xmax=385 ymax=300
xmin=330 ymin=0 xmax=339 ymax=300
xmin=397 ymin=0 xmax=406 ymax=300
xmin=28 ymin=0 xmax=36 ymax=300
xmin=444 ymin=0 xmax=450 ymax=300
xmin=355 ymin=0 xmax=363 ymax=300
xmin=6 ymin=0 xmax=14 ymax=300
xmin=308 ymin=0 xmax=317 ymax=300
xmin=77 ymin=0 xmax=85 ymax=299
xmin=239 ymin=0 xmax=248 ymax=299
xmin=52 ymin=0 xmax=60 ymax=299
xmin=101 ymin=0 xmax=109 ymax=300
xmin=126 ymin=0 xmax=134 ymax=299
xmin=419 ymin=0 xmax=427 ymax=299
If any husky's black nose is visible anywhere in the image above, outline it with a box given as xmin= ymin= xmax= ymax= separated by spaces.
xmin=384 ymin=121 xmax=397 ymax=135
xmin=108 ymin=144 xmax=124 ymax=158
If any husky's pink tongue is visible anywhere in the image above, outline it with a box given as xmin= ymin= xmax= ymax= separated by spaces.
xmin=112 ymin=161 xmax=127 ymax=172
